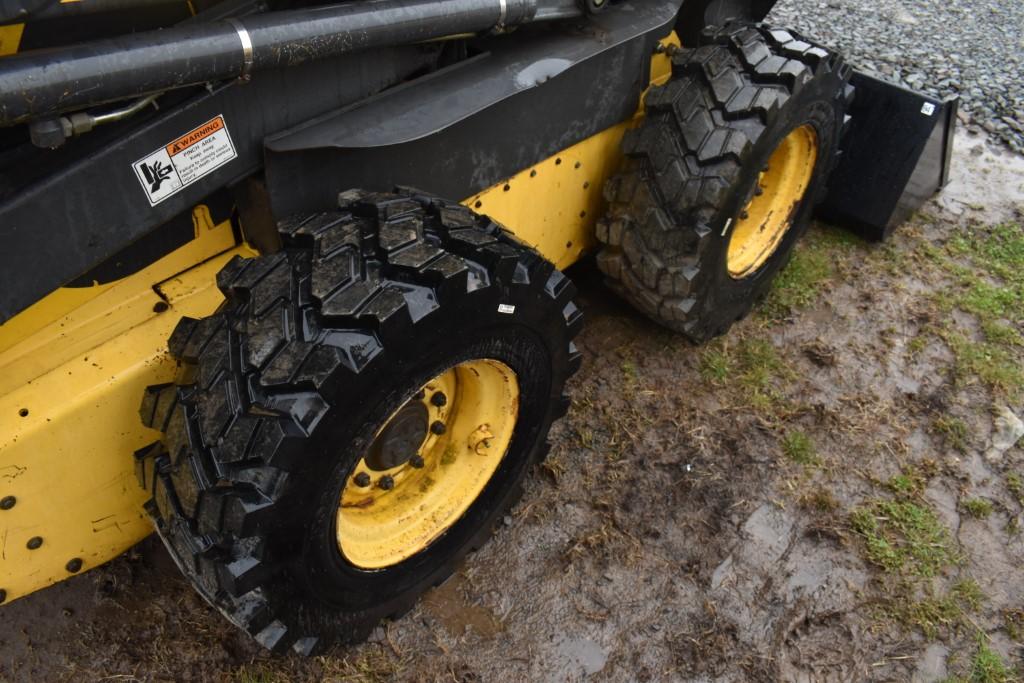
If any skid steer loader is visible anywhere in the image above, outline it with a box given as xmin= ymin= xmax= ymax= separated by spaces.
xmin=0 ymin=0 xmax=956 ymax=654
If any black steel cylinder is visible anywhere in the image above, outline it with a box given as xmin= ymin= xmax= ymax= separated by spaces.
xmin=0 ymin=0 xmax=544 ymax=126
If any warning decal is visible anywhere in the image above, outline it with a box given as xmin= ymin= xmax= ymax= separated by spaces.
xmin=132 ymin=115 xmax=237 ymax=206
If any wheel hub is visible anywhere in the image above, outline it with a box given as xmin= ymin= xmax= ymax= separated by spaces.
xmin=364 ymin=402 xmax=427 ymax=471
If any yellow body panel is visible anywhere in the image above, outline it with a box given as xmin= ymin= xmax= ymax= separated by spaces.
xmin=0 ymin=24 xmax=23 ymax=56
xmin=0 ymin=209 xmax=247 ymax=602
xmin=0 ymin=32 xmax=679 ymax=604
xmin=462 ymin=33 xmax=678 ymax=270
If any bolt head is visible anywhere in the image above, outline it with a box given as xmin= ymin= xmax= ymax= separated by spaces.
xmin=379 ymin=475 xmax=395 ymax=491
xmin=409 ymin=455 xmax=425 ymax=468
xmin=26 ymin=536 xmax=42 ymax=550
xmin=66 ymin=558 xmax=83 ymax=573
xmin=430 ymin=392 xmax=447 ymax=407
xmin=0 ymin=496 xmax=15 ymax=510
xmin=353 ymin=472 xmax=371 ymax=487
xmin=430 ymin=421 xmax=446 ymax=435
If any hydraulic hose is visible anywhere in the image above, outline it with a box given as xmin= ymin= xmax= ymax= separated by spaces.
xmin=0 ymin=0 xmax=555 ymax=126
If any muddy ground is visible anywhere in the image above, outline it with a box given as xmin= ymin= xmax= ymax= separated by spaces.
xmin=2 ymin=130 xmax=1023 ymax=682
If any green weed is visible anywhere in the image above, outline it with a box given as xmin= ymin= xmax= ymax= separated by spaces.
xmin=961 ymin=498 xmax=994 ymax=519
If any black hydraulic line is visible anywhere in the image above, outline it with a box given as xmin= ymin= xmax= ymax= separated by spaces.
xmin=0 ymin=0 xmax=554 ymax=126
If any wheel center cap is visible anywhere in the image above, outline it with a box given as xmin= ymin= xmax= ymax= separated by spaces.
xmin=365 ymin=401 xmax=428 ymax=471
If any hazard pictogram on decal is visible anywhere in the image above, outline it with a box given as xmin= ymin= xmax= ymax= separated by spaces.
xmin=132 ymin=115 xmax=237 ymax=206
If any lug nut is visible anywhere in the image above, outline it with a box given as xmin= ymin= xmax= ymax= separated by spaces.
xmin=430 ymin=392 xmax=447 ymax=407
xmin=409 ymin=455 xmax=425 ymax=469
xmin=430 ymin=421 xmax=446 ymax=435
xmin=353 ymin=472 xmax=371 ymax=487
xmin=66 ymin=558 xmax=83 ymax=573
xmin=26 ymin=536 xmax=43 ymax=550
xmin=0 ymin=496 xmax=14 ymax=510
xmin=379 ymin=475 xmax=395 ymax=490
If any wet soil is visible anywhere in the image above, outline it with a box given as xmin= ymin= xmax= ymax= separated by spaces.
xmin=1 ymin=130 xmax=1022 ymax=682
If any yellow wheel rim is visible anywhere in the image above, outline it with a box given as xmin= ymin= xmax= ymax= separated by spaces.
xmin=726 ymin=124 xmax=819 ymax=279
xmin=336 ymin=359 xmax=519 ymax=569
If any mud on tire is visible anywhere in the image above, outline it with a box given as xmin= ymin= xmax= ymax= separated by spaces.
xmin=135 ymin=190 xmax=582 ymax=654
xmin=596 ymin=23 xmax=853 ymax=343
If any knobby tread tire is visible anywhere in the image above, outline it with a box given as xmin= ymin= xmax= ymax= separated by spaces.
xmin=136 ymin=190 xmax=582 ymax=655
xmin=596 ymin=22 xmax=854 ymax=343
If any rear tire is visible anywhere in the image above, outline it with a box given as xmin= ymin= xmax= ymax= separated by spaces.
xmin=596 ymin=22 xmax=853 ymax=343
xmin=136 ymin=190 xmax=582 ymax=654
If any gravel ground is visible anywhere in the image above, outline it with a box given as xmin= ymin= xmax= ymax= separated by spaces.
xmin=769 ymin=0 xmax=1024 ymax=152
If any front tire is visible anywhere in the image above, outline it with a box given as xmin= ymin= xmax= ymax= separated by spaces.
xmin=136 ymin=190 xmax=582 ymax=654
xmin=596 ymin=23 xmax=853 ymax=343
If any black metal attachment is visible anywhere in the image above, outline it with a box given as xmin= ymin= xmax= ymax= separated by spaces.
xmin=66 ymin=558 xmax=84 ymax=573
xmin=818 ymin=71 xmax=959 ymax=242
xmin=26 ymin=536 xmax=43 ymax=550
xmin=0 ymin=496 xmax=15 ymax=510
xmin=0 ymin=0 xmax=590 ymax=126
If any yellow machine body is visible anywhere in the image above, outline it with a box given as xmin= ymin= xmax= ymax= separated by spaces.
xmin=0 ymin=36 xmax=676 ymax=604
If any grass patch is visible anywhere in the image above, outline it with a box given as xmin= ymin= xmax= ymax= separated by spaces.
xmin=781 ymin=429 xmax=818 ymax=466
xmin=698 ymin=337 xmax=792 ymax=413
xmin=798 ymin=488 xmax=840 ymax=512
xmin=944 ymin=331 xmax=1024 ymax=398
xmin=318 ymin=649 xmax=403 ymax=683
xmin=850 ymin=499 xmax=957 ymax=577
xmin=948 ymin=639 xmax=1017 ymax=683
xmin=761 ymin=245 xmax=833 ymax=319
xmin=921 ymin=222 xmax=1024 ymax=399
xmin=1004 ymin=608 xmax=1024 ymax=642
xmin=699 ymin=347 xmax=732 ymax=383
xmin=933 ymin=416 xmax=970 ymax=453
xmin=1006 ymin=473 xmax=1024 ymax=506
xmin=889 ymin=578 xmax=984 ymax=638
xmin=961 ymin=497 xmax=994 ymax=519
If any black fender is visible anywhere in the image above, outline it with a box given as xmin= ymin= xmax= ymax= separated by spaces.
xmin=675 ymin=0 xmax=778 ymax=46
xmin=263 ymin=0 xmax=680 ymax=218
